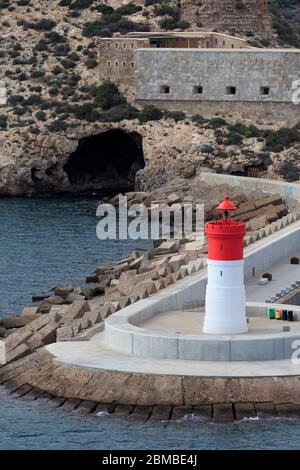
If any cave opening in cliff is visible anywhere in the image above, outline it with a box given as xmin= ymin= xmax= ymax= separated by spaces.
xmin=64 ymin=129 xmax=145 ymax=194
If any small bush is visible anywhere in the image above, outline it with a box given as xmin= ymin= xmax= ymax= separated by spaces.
xmin=264 ymin=126 xmax=300 ymax=152
xmin=48 ymin=119 xmax=69 ymax=132
xmin=208 ymin=117 xmax=227 ymax=129
xmin=35 ymin=110 xmax=46 ymax=121
xmin=117 ymin=2 xmax=143 ymax=16
xmin=17 ymin=0 xmax=31 ymax=5
xmin=73 ymin=102 xmax=99 ymax=121
xmin=24 ymin=19 xmax=56 ymax=31
xmin=61 ymin=59 xmax=76 ymax=69
xmin=154 ymin=5 xmax=180 ymax=20
xmin=69 ymin=0 xmax=93 ymax=9
xmin=192 ymin=114 xmax=207 ymax=124
xmin=228 ymin=122 xmax=261 ymax=138
xmin=159 ymin=16 xmax=190 ymax=30
xmin=0 ymin=115 xmax=7 ymax=129
xmin=90 ymin=82 xmax=125 ymax=110
xmin=7 ymin=94 xmax=24 ymax=106
xmin=138 ymin=105 xmax=164 ymax=123
xmin=225 ymin=131 xmax=243 ymax=146
xmin=95 ymin=4 xmax=114 ymax=15
xmin=54 ymin=43 xmax=71 ymax=56
xmin=25 ymin=94 xmax=42 ymax=106
xmin=164 ymin=110 xmax=186 ymax=122
xmin=52 ymin=65 xmax=63 ymax=75
xmin=45 ymin=31 xmax=65 ymax=43
xmin=85 ymin=58 xmax=98 ymax=69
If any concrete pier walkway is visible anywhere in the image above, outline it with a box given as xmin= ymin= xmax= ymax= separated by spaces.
xmin=47 ymin=332 xmax=300 ymax=378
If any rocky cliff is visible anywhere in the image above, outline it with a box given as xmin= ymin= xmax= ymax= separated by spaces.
xmin=0 ymin=0 xmax=299 ymax=196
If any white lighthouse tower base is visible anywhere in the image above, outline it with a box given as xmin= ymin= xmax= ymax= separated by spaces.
xmin=203 ymin=259 xmax=248 ymax=335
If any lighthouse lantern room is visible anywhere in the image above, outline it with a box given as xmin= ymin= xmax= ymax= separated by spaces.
xmin=203 ymin=194 xmax=248 ymax=335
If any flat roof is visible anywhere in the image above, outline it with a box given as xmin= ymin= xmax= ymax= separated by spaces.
xmin=135 ymin=47 xmax=300 ymax=53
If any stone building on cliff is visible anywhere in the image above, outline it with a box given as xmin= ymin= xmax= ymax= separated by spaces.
xmin=98 ymin=31 xmax=300 ymax=122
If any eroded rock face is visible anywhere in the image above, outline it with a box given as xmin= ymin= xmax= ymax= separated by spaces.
xmin=0 ymin=123 xmax=146 ymax=195
xmin=1 ymin=117 xmax=300 ymax=196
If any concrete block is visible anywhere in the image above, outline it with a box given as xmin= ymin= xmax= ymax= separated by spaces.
xmin=75 ymin=401 xmax=98 ymax=416
xmin=167 ymin=193 xmax=181 ymax=204
xmin=129 ymin=255 xmax=145 ymax=270
xmin=255 ymin=402 xmax=277 ymax=419
xmin=249 ymin=216 xmax=266 ymax=232
xmin=169 ymin=254 xmax=187 ymax=273
xmin=21 ymin=306 xmax=39 ymax=316
xmin=178 ymin=338 xmax=230 ymax=362
xmin=213 ymin=404 xmax=234 ymax=423
xmin=6 ymin=343 xmax=31 ymax=363
xmin=171 ymin=406 xmax=193 ymax=421
xmin=114 ymin=262 xmax=130 ymax=278
xmin=106 ymin=325 xmax=133 ymax=355
xmin=275 ymin=404 xmax=300 ymax=418
xmin=4 ymin=329 xmax=33 ymax=353
xmin=93 ymin=403 xmax=116 ymax=415
xmin=274 ymin=337 xmax=285 ymax=360
xmin=56 ymin=326 xmax=74 ymax=342
xmin=128 ymin=405 xmax=153 ymax=422
xmin=62 ymin=300 xmax=90 ymax=323
xmin=230 ymin=338 xmax=274 ymax=361
xmin=235 ymin=403 xmax=256 ymax=421
xmin=83 ymin=309 xmax=102 ymax=325
xmin=2 ymin=314 xmax=41 ymax=329
xmin=133 ymin=333 xmax=178 ymax=360
xmin=284 ymin=337 xmax=299 ymax=360
xmin=149 ymin=405 xmax=172 ymax=422
xmin=179 ymin=266 xmax=189 ymax=277
xmin=0 ymin=340 xmax=5 ymax=364
xmin=114 ymin=404 xmax=134 ymax=416
xmin=118 ymin=297 xmax=131 ymax=309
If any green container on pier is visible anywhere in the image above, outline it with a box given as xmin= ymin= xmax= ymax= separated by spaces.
xmin=268 ymin=308 xmax=275 ymax=320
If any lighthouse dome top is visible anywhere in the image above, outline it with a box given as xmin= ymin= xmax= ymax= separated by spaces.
xmin=217 ymin=194 xmax=237 ymax=212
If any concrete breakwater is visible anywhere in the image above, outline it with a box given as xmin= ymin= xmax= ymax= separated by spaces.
xmin=0 ymin=349 xmax=300 ymax=422
xmin=1 ymin=179 xmax=300 ymax=417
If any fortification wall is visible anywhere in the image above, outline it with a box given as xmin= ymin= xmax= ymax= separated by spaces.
xmin=98 ymin=38 xmax=148 ymax=88
xmin=134 ymin=49 xmax=300 ymax=121
xmin=98 ymin=33 xmax=250 ymax=88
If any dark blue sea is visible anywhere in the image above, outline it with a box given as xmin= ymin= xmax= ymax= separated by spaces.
xmin=0 ymin=197 xmax=299 ymax=450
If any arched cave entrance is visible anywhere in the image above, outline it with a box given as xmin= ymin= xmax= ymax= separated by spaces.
xmin=64 ymin=129 xmax=145 ymax=194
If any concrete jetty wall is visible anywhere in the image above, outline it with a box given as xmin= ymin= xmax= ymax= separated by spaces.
xmin=199 ymin=172 xmax=300 ymax=202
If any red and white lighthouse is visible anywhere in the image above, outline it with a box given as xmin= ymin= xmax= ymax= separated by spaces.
xmin=203 ymin=195 xmax=248 ymax=335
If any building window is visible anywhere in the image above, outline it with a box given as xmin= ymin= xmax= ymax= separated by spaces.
xmin=115 ymin=43 xmax=119 ymax=49
xmin=115 ymin=61 xmax=119 ymax=67
xmin=226 ymin=86 xmax=236 ymax=95
xmin=231 ymin=44 xmax=235 ymax=48
xmin=215 ymin=38 xmax=218 ymax=44
xmin=131 ymin=62 xmax=134 ymax=68
xmin=193 ymin=85 xmax=203 ymax=95
xmin=107 ymin=61 xmax=111 ymax=67
xmin=160 ymin=85 xmax=170 ymax=94
xmin=122 ymin=61 xmax=126 ymax=67
xmin=131 ymin=43 xmax=134 ymax=49
xmin=123 ymin=43 xmax=126 ymax=49
xmin=260 ymin=86 xmax=270 ymax=96
xmin=107 ymin=42 xmax=111 ymax=48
